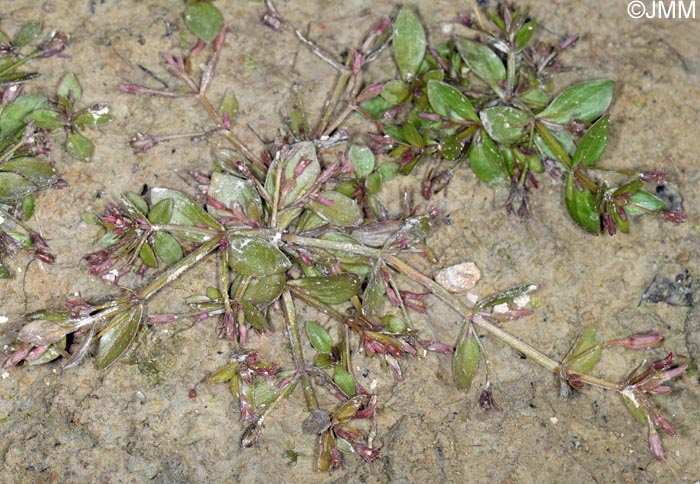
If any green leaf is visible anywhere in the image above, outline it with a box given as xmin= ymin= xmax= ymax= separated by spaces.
xmin=380 ymin=79 xmax=410 ymax=105
xmin=439 ymin=135 xmax=464 ymax=161
xmin=515 ymin=20 xmax=536 ymax=50
xmin=565 ymin=323 xmax=602 ymax=374
xmin=621 ymin=393 xmax=650 ymax=426
xmin=479 ymin=106 xmax=531 ymax=145
xmin=65 ymin=131 xmax=95 ymax=162
xmin=14 ymin=21 xmax=42 ymax=47
xmin=309 ymin=191 xmax=363 ymax=227
xmin=537 ymin=80 xmax=614 ymax=124
xmin=0 ymin=157 xmax=56 ymax=184
xmin=124 ymin=192 xmax=149 ymax=216
xmin=348 ymin=144 xmax=375 ymax=179
xmin=520 ymin=86 xmax=551 ymax=108
xmin=96 ymin=304 xmax=143 ymax=369
xmin=139 ymin=241 xmax=158 ymax=268
xmin=0 ymin=261 xmax=10 ymax=279
xmin=21 ymin=194 xmax=35 ymax=219
xmin=241 ymin=273 xmax=286 ymax=305
xmin=217 ymin=89 xmax=239 ymax=121
xmin=426 ymin=80 xmax=478 ymax=122
xmin=333 ymin=366 xmax=356 ymax=397
xmin=305 ymin=321 xmax=333 ymax=354
xmin=24 ymin=109 xmax=64 ymax=129
xmin=287 ymin=273 xmax=362 ymax=304
xmin=57 ymin=73 xmax=82 ymax=103
xmin=393 ymin=7 xmax=426 ymax=82
xmin=401 ymin=122 xmax=424 ymax=147
xmin=265 ymin=141 xmax=320 ymax=208
xmin=241 ymin=301 xmax=269 ymax=332
xmin=572 ymin=115 xmax=609 ymax=167
xmin=184 ymin=2 xmax=224 ymax=43
xmin=452 ymin=325 xmax=480 ymax=390
xmin=74 ymin=104 xmax=112 ymax=126
xmin=469 ymin=131 xmax=509 ymax=186
xmin=153 ymin=231 xmax=183 ymax=265
xmin=148 ymin=198 xmax=174 ymax=224
xmin=0 ymin=172 xmax=34 ymax=202
xmin=228 ymin=237 xmax=291 ymax=276
xmin=150 ymin=188 xmax=222 ymax=240
xmin=624 ymin=190 xmax=665 ymax=216
xmin=564 ymin=173 xmax=600 ymax=234
xmin=456 ymin=38 xmax=506 ymax=91
xmin=207 ymin=172 xmax=262 ymax=221
xmin=0 ymin=94 xmax=48 ymax=138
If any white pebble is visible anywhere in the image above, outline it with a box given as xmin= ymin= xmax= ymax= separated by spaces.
xmin=434 ymin=262 xmax=481 ymax=293
xmin=0 ymin=316 xmax=8 ymax=324
xmin=513 ymin=294 xmax=530 ymax=309
xmin=493 ymin=303 xmax=509 ymax=314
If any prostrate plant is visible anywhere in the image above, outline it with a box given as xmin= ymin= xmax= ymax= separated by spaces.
xmin=1 ymin=1 xmax=688 ymax=471
xmin=356 ymin=4 xmax=686 ymax=234
xmin=0 ymin=22 xmax=111 ymax=277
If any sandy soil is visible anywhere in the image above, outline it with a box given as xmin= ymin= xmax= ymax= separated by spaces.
xmin=1 ymin=1 xmax=699 ymax=483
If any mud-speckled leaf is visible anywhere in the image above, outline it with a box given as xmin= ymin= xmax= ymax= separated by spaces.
xmin=426 ymin=80 xmax=478 ymax=122
xmin=565 ymin=173 xmax=600 ymax=234
xmin=515 ymin=20 xmax=536 ymax=50
xmin=150 ymin=188 xmax=222 ymax=239
xmin=469 ymin=131 xmax=509 ymax=186
xmin=96 ymin=305 xmax=143 ymax=370
xmin=624 ymin=190 xmax=665 ymax=216
xmin=0 ymin=94 xmax=48 ymax=138
xmin=348 ymin=144 xmax=375 ymax=179
xmin=124 ymin=192 xmax=149 ymax=216
xmin=148 ymin=198 xmax=174 ymax=224
xmin=288 ymin=273 xmax=362 ymax=304
xmin=306 ymin=321 xmax=333 ymax=354
xmin=184 ymin=2 xmax=224 ymax=43
xmin=452 ymin=326 xmax=479 ymax=390
xmin=22 ymin=194 xmax=35 ymax=219
xmin=572 ymin=115 xmax=609 ymax=167
xmin=66 ymin=131 xmax=94 ymax=162
xmin=241 ymin=301 xmax=269 ymax=332
xmin=14 ymin=21 xmax=42 ymax=47
xmin=24 ymin=109 xmax=64 ymax=129
xmin=393 ymin=7 xmax=426 ymax=82
xmin=479 ymin=106 xmax=531 ymax=145
xmin=241 ymin=273 xmax=286 ymax=305
xmin=621 ymin=393 xmax=650 ymax=426
xmin=334 ymin=366 xmax=356 ymax=397
xmin=74 ymin=104 xmax=112 ymax=126
xmin=207 ymin=172 xmax=262 ymax=221
xmin=309 ymin=191 xmax=363 ymax=227
xmin=228 ymin=237 xmax=291 ymax=276
xmin=0 ymin=157 xmax=56 ymax=184
xmin=537 ymin=80 xmax=614 ymax=124
xmin=57 ymin=73 xmax=82 ymax=103
xmin=565 ymin=323 xmax=602 ymax=374
xmin=139 ymin=241 xmax=157 ymax=268
xmin=456 ymin=38 xmax=506 ymax=90
xmin=380 ymin=79 xmax=410 ymax=105
xmin=0 ymin=172 xmax=34 ymax=201
xmin=153 ymin=231 xmax=183 ymax=265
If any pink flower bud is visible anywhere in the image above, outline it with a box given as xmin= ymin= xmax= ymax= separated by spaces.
xmin=648 ymin=428 xmax=667 ymax=461
xmin=617 ymin=330 xmax=664 ymax=350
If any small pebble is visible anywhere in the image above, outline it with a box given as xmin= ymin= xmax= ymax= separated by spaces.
xmin=434 ymin=262 xmax=481 ymax=293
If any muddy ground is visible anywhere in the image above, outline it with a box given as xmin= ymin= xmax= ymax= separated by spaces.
xmin=1 ymin=1 xmax=699 ymax=483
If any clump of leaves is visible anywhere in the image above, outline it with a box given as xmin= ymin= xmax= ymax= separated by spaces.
xmin=360 ymin=4 xmax=686 ymax=234
xmin=0 ymin=22 xmax=111 ymax=277
xmin=1 ymin=1 xmax=688 ymax=472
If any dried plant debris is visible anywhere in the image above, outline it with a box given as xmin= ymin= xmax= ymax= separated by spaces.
xmin=0 ymin=22 xmax=111 ymax=277
xmin=642 ymin=269 xmax=693 ymax=307
xmin=1 ymin=0 xmax=690 ymax=472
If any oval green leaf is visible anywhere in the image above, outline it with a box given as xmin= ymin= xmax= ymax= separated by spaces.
xmin=228 ymin=237 xmax=291 ymax=277
xmin=537 ymin=80 xmax=614 ymax=124
xmin=241 ymin=273 xmax=286 ymax=305
xmin=456 ymin=38 xmax=506 ymax=91
xmin=572 ymin=115 xmax=609 ymax=167
xmin=426 ymin=80 xmax=478 ymax=122
xmin=624 ymin=190 xmax=665 ymax=216
xmin=565 ymin=323 xmax=602 ymax=374
xmin=564 ymin=173 xmax=600 ymax=234
xmin=288 ymin=273 xmax=362 ymax=305
xmin=309 ymin=191 xmax=364 ymax=227
xmin=469 ymin=131 xmax=509 ymax=186
xmin=153 ymin=231 xmax=183 ymax=265
xmin=452 ymin=325 xmax=479 ymax=390
xmin=393 ymin=7 xmax=426 ymax=82
xmin=184 ymin=2 xmax=224 ymax=43
xmin=333 ymin=366 xmax=356 ymax=397
xmin=96 ymin=304 xmax=143 ymax=370
xmin=305 ymin=321 xmax=333 ymax=354
xmin=66 ymin=131 xmax=95 ymax=162
xmin=348 ymin=144 xmax=375 ymax=179
xmin=479 ymin=106 xmax=531 ymax=145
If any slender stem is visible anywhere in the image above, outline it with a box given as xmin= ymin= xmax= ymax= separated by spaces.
xmin=137 ymin=232 xmax=224 ymax=300
xmin=317 ymin=70 xmax=352 ymax=138
xmin=219 ymin=241 xmax=239 ymax=351
xmin=281 ymin=288 xmax=319 ymax=410
xmin=0 ymin=50 xmax=41 ymax=77
xmin=506 ymin=42 xmax=516 ymax=99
